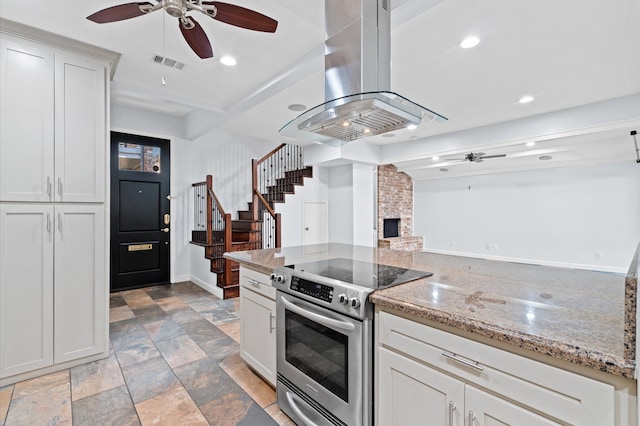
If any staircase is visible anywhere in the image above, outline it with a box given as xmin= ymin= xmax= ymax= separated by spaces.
xmin=191 ymin=144 xmax=312 ymax=298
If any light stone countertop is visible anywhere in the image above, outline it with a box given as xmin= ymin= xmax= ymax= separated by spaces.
xmin=224 ymin=243 xmax=638 ymax=378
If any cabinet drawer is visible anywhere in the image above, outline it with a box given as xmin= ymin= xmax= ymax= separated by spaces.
xmin=377 ymin=311 xmax=614 ymax=425
xmin=240 ymin=266 xmax=275 ymax=300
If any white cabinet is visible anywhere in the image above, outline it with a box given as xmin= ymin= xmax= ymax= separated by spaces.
xmin=376 ymin=310 xmax=621 ymax=426
xmin=0 ymin=205 xmax=54 ymax=376
xmin=378 ymin=346 xmax=464 ymax=425
xmin=378 ymin=347 xmax=558 ymax=426
xmin=0 ymin=34 xmax=106 ymax=203
xmin=239 ymin=266 xmax=276 ymax=386
xmin=0 ymin=23 xmax=110 ymax=385
xmin=0 ymin=204 xmax=106 ymax=378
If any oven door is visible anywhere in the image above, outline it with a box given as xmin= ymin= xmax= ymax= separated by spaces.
xmin=276 ymin=291 xmax=364 ymax=426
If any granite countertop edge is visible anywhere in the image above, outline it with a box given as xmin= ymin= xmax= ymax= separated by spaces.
xmin=370 ymin=291 xmax=635 ymax=379
xmin=226 ymin=249 xmax=637 ymax=380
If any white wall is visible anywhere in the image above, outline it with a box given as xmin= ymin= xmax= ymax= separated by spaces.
xmin=328 ymin=165 xmax=354 ymax=244
xmin=327 ymin=164 xmax=376 ymax=246
xmin=275 ymin=166 xmax=329 ymax=247
xmin=414 ymin=161 xmax=640 ymax=272
xmin=352 ymin=163 xmax=376 ymax=247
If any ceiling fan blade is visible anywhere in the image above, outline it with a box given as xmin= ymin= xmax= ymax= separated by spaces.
xmin=179 ymin=17 xmax=214 ymax=59
xmin=479 ymin=154 xmax=507 ymax=159
xmin=87 ymin=2 xmax=154 ymax=23
xmin=203 ymin=2 xmax=278 ymax=32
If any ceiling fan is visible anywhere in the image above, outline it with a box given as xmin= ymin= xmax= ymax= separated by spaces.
xmin=87 ymin=0 xmax=278 ymax=59
xmin=442 ymin=152 xmax=507 ymax=163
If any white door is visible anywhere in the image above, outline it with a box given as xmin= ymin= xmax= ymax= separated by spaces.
xmin=54 ymin=204 xmax=106 ymax=363
xmin=240 ymin=288 xmax=276 ymax=385
xmin=302 ymin=201 xmax=328 ymax=246
xmin=0 ymin=35 xmax=55 ymax=202
xmin=377 ymin=347 xmax=465 ymax=426
xmin=0 ymin=204 xmax=54 ymax=378
xmin=465 ymin=386 xmax=560 ymax=426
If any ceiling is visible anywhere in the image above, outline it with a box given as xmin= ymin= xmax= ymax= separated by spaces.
xmin=1 ymin=0 xmax=639 ymax=178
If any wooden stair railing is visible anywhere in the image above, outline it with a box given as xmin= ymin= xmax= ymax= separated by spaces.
xmin=252 ymin=143 xmax=312 ymax=249
xmin=191 ymin=144 xmax=313 ymax=299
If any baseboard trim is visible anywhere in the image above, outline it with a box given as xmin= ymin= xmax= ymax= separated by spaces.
xmin=190 ymin=275 xmax=224 ymax=298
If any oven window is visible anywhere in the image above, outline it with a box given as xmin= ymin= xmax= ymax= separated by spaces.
xmin=285 ymin=310 xmax=348 ymax=402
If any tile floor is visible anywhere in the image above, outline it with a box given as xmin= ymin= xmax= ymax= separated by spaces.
xmin=0 ymin=281 xmax=295 ymax=426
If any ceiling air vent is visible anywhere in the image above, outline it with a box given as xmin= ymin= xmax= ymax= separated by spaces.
xmin=152 ymin=54 xmax=186 ymax=70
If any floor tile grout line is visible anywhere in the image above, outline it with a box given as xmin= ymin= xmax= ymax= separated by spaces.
xmin=109 ymin=336 xmax=143 ymax=426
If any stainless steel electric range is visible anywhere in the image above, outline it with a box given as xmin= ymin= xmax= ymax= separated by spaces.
xmin=271 ymin=258 xmax=432 ymax=426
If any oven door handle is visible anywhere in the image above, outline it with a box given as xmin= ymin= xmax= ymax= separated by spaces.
xmin=281 ymin=296 xmax=355 ymax=332
xmin=285 ymin=391 xmax=320 ymax=426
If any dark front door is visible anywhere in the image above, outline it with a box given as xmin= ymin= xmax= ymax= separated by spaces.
xmin=110 ymin=132 xmax=170 ymax=292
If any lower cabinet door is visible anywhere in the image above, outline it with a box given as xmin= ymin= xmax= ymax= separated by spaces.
xmin=465 ymin=385 xmax=561 ymax=426
xmin=377 ymin=347 xmax=465 ymax=426
xmin=53 ymin=204 xmax=106 ymax=363
xmin=240 ymin=287 xmax=276 ymax=385
xmin=0 ymin=205 xmax=54 ymax=378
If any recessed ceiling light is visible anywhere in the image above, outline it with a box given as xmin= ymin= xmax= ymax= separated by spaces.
xmin=460 ymin=36 xmax=480 ymax=49
xmin=518 ymin=95 xmax=534 ymax=104
xmin=364 ymin=128 xmax=371 ymax=134
xmin=342 ymin=121 xmax=350 ymax=127
xmin=407 ymin=124 xmax=417 ymax=130
xmin=382 ymin=133 xmax=396 ymax=138
xmin=432 ymin=156 xmax=440 ymax=161
xmin=539 ymin=155 xmax=553 ymax=161
xmin=220 ymin=56 xmax=237 ymax=66
xmin=288 ymin=104 xmax=306 ymax=112
xmin=526 ymin=141 xmax=536 ymax=147
xmin=439 ymin=168 xmax=449 ymax=172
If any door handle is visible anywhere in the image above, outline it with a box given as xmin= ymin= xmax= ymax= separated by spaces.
xmin=164 ymin=214 xmax=170 ymax=225
xmin=161 ymin=227 xmax=170 ymax=233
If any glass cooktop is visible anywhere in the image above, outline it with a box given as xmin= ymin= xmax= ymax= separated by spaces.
xmin=286 ymin=257 xmax=432 ymax=290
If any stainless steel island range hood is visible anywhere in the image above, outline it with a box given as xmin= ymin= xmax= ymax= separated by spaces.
xmin=279 ymin=0 xmax=446 ymax=146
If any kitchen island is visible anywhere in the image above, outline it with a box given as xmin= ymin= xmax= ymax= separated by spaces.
xmin=225 ymin=243 xmax=638 ymax=424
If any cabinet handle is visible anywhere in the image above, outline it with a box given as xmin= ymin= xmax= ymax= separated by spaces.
xmin=46 ymin=213 xmax=51 ymax=234
xmin=449 ymin=401 xmax=455 ymax=426
xmin=468 ymin=410 xmax=475 ymax=425
xmin=269 ymin=312 xmax=275 ymax=333
xmin=441 ymin=351 xmax=484 ymax=371
xmin=57 ymin=177 xmax=63 ymax=197
xmin=57 ymin=213 xmax=62 ymax=234
xmin=246 ymin=278 xmax=261 ymax=286
xmin=47 ymin=176 xmax=52 ymax=200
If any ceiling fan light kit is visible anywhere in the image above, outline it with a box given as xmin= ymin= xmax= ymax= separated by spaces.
xmin=441 ymin=152 xmax=507 ymax=164
xmin=87 ymin=0 xmax=278 ymax=59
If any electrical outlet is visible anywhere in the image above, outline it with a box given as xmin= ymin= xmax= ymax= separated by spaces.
xmin=450 ymin=240 xmax=456 ymax=247
xmin=596 ymin=251 xmax=604 ymax=259
xmin=486 ymin=244 xmax=491 ymax=250
xmin=492 ymin=244 xmax=498 ymax=250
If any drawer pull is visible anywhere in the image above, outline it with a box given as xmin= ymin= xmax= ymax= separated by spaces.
xmin=442 ymin=351 xmax=484 ymax=371
xmin=468 ymin=410 xmax=475 ymax=425
xmin=246 ymin=278 xmax=261 ymax=286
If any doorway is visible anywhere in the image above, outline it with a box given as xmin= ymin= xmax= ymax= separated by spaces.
xmin=110 ymin=132 xmax=170 ymax=292
xmin=302 ymin=201 xmax=328 ymax=246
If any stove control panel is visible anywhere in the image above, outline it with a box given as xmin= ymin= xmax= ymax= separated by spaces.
xmin=289 ymin=276 xmax=333 ymax=303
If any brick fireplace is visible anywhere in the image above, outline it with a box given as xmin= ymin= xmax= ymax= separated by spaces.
xmin=377 ymin=164 xmax=423 ymax=251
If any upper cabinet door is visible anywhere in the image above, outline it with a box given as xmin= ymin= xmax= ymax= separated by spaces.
xmin=54 ymin=52 xmax=106 ymax=202
xmin=0 ymin=35 xmax=55 ymax=202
